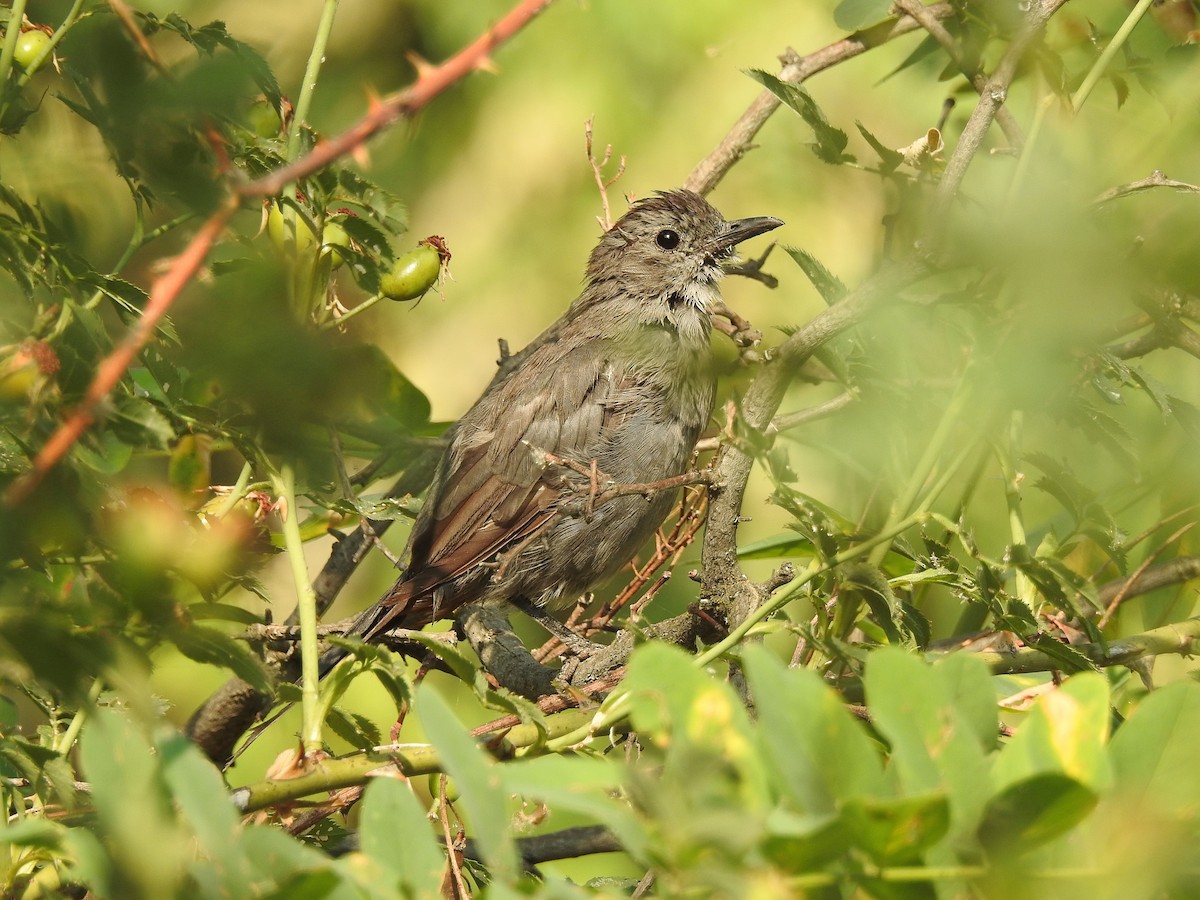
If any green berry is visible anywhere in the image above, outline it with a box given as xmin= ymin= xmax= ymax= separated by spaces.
xmin=13 ymin=31 xmax=50 ymax=70
xmin=381 ymin=243 xmax=441 ymax=302
xmin=266 ymin=203 xmax=317 ymax=255
xmin=321 ymin=220 xmax=351 ymax=270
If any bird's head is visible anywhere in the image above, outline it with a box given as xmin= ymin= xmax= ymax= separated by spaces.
xmin=584 ymin=190 xmax=782 ymax=332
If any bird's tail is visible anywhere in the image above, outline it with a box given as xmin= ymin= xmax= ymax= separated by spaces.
xmin=315 ymin=579 xmax=429 ymax=678
xmin=315 ymin=600 xmax=398 ymax=678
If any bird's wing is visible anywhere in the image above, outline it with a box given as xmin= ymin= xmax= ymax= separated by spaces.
xmin=356 ymin=343 xmax=619 ymax=640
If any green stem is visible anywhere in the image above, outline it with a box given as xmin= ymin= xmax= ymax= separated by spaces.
xmin=874 ymin=373 xmax=974 ymax=566
xmin=53 ymin=677 xmax=103 ymax=755
xmin=0 ymin=0 xmax=29 ymax=88
xmin=968 ymin=615 xmax=1200 ymax=674
xmin=1070 ymin=0 xmax=1156 ymax=114
xmin=1003 ymin=91 xmax=1054 ymax=217
xmin=285 ymin=0 xmax=340 ymax=166
xmin=998 ymin=411 xmax=1037 ymax=606
xmin=211 ymin=461 xmax=254 ymax=518
xmin=318 ymin=292 xmax=386 ymax=330
xmin=271 ymin=465 xmax=323 ymax=754
xmin=233 ymin=708 xmax=596 ymax=813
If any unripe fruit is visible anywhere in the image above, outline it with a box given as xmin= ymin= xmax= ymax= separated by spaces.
xmin=380 ymin=243 xmax=441 ymax=302
xmin=13 ymin=31 xmax=50 ymax=70
xmin=321 ymin=220 xmax=350 ymax=270
xmin=266 ymin=203 xmax=317 ymax=254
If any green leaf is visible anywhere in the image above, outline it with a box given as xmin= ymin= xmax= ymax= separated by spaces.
xmin=111 ymin=394 xmax=176 ymax=449
xmin=500 ymin=755 xmax=645 ymax=851
xmin=172 ymin=625 xmax=273 ymax=694
xmin=736 ymin=532 xmax=814 ymax=560
xmin=865 ymin=649 xmax=995 ymax=841
xmin=80 ymin=710 xmax=188 ymax=897
xmin=978 ymin=772 xmax=1099 ymax=853
xmin=0 ymin=816 xmax=67 ymax=851
xmin=325 ymin=707 xmax=382 ymax=751
xmin=359 ymin=777 xmax=445 ymax=896
xmin=855 ymin=121 xmax=905 ymax=173
xmin=72 ymin=430 xmax=133 ymax=475
xmin=623 ymin=643 xmax=764 ymax=801
xmin=742 ymin=645 xmax=884 ymax=814
xmin=992 ymin=672 xmax=1112 ymax=794
xmin=843 ymin=793 xmax=951 ymax=865
xmin=416 ymin=684 xmax=520 ymax=881
xmin=401 ymin=631 xmax=546 ymax=734
xmin=157 ymin=731 xmax=257 ymax=892
xmin=1108 ymin=680 xmax=1200 ymax=813
xmin=782 ymin=246 xmax=847 ymax=304
xmin=746 ymin=70 xmax=854 ymax=165
xmin=236 ymin=824 xmax=341 ymax=891
xmin=760 ymin=809 xmax=847 ymax=872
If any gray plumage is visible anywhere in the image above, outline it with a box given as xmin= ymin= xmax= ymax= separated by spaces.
xmin=326 ymin=190 xmax=781 ymax=667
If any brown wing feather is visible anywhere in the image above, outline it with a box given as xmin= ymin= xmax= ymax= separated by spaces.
xmin=356 ymin=343 xmax=614 ymax=642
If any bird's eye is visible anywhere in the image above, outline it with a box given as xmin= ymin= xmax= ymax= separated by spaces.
xmin=655 ymin=229 xmax=680 ymax=250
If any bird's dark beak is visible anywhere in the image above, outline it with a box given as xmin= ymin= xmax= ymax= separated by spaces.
xmin=712 ymin=215 xmax=784 ymax=254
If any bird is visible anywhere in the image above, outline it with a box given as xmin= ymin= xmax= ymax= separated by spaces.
xmin=321 ymin=189 xmax=782 ymax=676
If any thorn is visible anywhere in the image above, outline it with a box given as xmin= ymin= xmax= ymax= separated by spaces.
xmin=363 ymin=86 xmax=386 ymax=115
xmin=474 ymin=55 xmax=500 ymax=75
xmin=352 ymin=142 xmax=372 ymax=170
xmin=405 ymin=50 xmax=438 ymax=80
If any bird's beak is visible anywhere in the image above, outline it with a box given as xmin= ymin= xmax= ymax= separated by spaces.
xmin=712 ymin=215 xmax=784 ymax=254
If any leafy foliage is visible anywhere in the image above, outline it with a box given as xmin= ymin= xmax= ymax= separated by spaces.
xmin=0 ymin=0 xmax=1198 ymax=897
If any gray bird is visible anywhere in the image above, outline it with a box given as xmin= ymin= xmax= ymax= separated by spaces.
xmin=323 ymin=190 xmax=781 ymax=672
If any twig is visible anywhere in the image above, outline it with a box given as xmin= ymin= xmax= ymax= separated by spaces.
xmin=767 ymin=390 xmax=856 ymax=436
xmin=1098 ymin=538 xmax=1200 ymax=629
xmin=533 ymin=490 xmax=708 ymax=662
xmin=1093 ymin=169 xmax=1200 ymax=206
xmin=966 ymin=616 xmax=1200 ymax=675
xmin=585 ymin=117 xmax=626 ymax=231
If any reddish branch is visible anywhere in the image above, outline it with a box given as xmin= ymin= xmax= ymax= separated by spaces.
xmin=4 ymin=201 xmax=237 ymax=506
xmin=4 ymin=0 xmax=557 ymax=507
xmin=244 ymin=0 xmax=556 ymax=199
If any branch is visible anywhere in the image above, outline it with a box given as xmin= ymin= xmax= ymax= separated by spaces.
xmin=231 ymin=707 xmax=596 ymax=813
xmin=1096 ymin=554 xmax=1200 ymax=612
xmin=467 ymin=825 xmax=621 ymax=867
xmin=699 ymin=261 xmax=925 ymax=626
xmin=930 ymin=0 xmax=1070 ymax=224
xmin=1093 ymin=169 xmax=1200 ymax=206
xmin=683 ymin=5 xmax=954 ymax=195
xmin=968 ymin=617 xmax=1200 ymax=675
